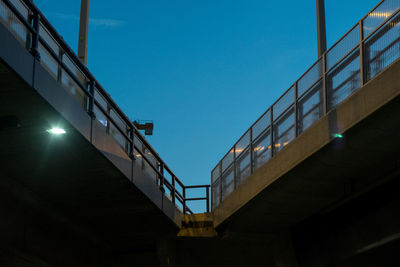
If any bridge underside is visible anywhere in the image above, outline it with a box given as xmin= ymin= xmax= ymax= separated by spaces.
xmin=0 ymin=30 xmax=180 ymax=266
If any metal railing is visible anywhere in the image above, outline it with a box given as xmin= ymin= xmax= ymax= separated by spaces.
xmin=211 ymin=0 xmax=400 ymax=210
xmin=0 ymin=0 xmax=210 ymax=214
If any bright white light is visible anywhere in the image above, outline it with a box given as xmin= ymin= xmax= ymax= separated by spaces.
xmin=47 ymin=127 xmax=66 ymax=135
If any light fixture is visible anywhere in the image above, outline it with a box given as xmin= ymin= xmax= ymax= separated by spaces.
xmin=332 ymin=133 xmax=343 ymax=139
xmin=47 ymin=127 xmax=66 ymax=135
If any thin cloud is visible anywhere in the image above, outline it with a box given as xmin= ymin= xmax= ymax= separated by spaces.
xmin=89 ymin=18 xmax=124 ymax=27
xmin=49 ymin=12 xmax=124 ymax=28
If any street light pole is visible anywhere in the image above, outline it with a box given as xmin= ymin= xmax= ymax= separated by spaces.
xmin=78 ymin=0 xmax=90 ymax=65
xmin=316 ymin=0 xmax=327 ymax=57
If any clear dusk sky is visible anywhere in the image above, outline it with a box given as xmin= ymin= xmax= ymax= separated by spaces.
xmin=35 ymin=0 xmax=377 ymax=209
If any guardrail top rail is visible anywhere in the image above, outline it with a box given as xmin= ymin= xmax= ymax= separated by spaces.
xmin=0 ymin=0 xmax=210 ymax=214
xmin=211 ymin=0 xmax=400 ymax=210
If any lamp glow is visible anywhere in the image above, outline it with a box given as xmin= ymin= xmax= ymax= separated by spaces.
xmin=47 ymin=127 xmax=66 ymax=135
xmin=333 ymin=133 xmax=343 ymax=138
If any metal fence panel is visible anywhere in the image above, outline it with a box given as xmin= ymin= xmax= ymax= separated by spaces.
xmin=327 ymin=26 xmax=359 ymax=71
xmin=365 ymin=12 xmax=400 ymax=80
xmin=363 ymin=0 xmax=400 ymax=38
xmin=252 ymin=109 xmax=271 ymax=141
xmin=273 ymin=86 xmax=295 ymax=120
xmin=212 ymin=164 xmax=220 ymax=183
xmin=212 ymin=179 xmax=221 ymax=209
xmin=298 ymin=59 xmax=323 ymax=97
xmin=253 ymin=129 xmax=271 ymax=171
xmin=273 ymin=108 xmax=295 ymax=153
xmin=236 ymin=149 xmax=251 ymax=186
xmin=235 ymin=130 xmax=250 ymax=157
xmin=327 ymin=49 xmax=360 ymax=110
xmin=0 ymin=0 xmax=29 ymax=45
xmin=221 ymin=148 xmax=234 ymax=172
xmin=221 ymin=166 xmax=234 ymax=200
xmin=297 ymin=81 xmax=323 ymax=134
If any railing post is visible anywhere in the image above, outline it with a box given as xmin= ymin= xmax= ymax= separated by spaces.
xmin=183 ymin=186 xmax=186 ymax=214
xmin=359 ymin=20 xmax=365 ymax=86
xmin=250 ymin=127 xmax=254 ymax=175
xmin=57 ymin=49 xmax=64 ymax=83
xmin=219 ymin=162 xmax=222 ymax=204
xmin=129 ymin=128 xmax=135 ymax=159
xmin=322 ymin=53 xmax=328 ymax=114
xmin=88 ymin=79 xmax=95 ymax=119
xmin=171 ymin=176 xmax=176 ymax=204
xmin=30 ymin=12 xmax=40 ymax=59
xmin=270 ymin=107 xmax=274 ymax=157
xmin=206 ymin=186 xmax=210 ymax=213
xmin=294 ymin=82 xmax=298 ymax=137
xmin=233 ymin=146 xmax=237 ymax=189
xmin=159 ymin=162 xmax=165 ymax=193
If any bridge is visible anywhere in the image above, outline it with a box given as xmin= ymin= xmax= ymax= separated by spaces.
xmin=0 ymin=0 xmax=400 ymax=266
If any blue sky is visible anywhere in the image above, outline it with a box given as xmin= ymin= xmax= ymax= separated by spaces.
xmin=34 ymin=0 xmax=377 ymax=208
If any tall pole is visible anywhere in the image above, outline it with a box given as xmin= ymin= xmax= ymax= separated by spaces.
xmin=316 ymin=0 xmax=327 ymax=58
xmin=78 ymin=0 xmax=90 ymax=65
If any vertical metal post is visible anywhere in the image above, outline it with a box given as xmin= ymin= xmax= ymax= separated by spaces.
xmin=78 ymin=0 xmax=90 ymax=65
xmin=219 ymin=162 xmax=222 ymax=205
xmin=206 ymin=186 xmax=210 ymax=213
xmin=57 ymin=50 xmax=64 ymax=83
xmin=359 ymin=20 xmax=365 ymax=86
xmin=316 ymin=0 xmax=327 ymax=58
xmin=159 ymin=163 xmax=165 ymax=193
xmin=31 ymin=12 xmax=40 ymax=59
xmin=294 ymin=82 xmax=298 ymax=137
xmin=270 ymin=107 xmax=274 ymax=157
xmin=322 ymin=53 xmax=328 ymax=114
xmin=171 ymin=176 xmax=176 ymax=204
xmin=233 ymin=146 xmax=237 ymax=189
xmin=250 ymin=128 xmax=254 ymax=174
xmin=88 ymin=79 xmax=95 ymax=118
xmin=183 ymin=187 xmax=186 ymax=214
xmin=129 ymin=128 xmax=134 ymax=159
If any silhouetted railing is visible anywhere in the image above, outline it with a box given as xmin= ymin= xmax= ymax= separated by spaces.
xmin=211 ymin=0 xmax=400 ymax=210
xmin=0 ymin=0 xmax=210 ymax=214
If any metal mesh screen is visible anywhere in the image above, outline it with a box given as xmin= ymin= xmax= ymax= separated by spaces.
xmin=252 ymin=109 xmax=271 ymax=141
xmin=93 ymin=105 xmax=108 ymax=129
xmin=327 ymin=25 xmax=359 ymax=71
xmin=297 ymin=81 xmax=323 ymax=134
xmin=253 ymin=129 xmax=271 ymax=171
xmin=221 ymin=148 xmax=234 ymax=172
xmin=363 ymin=0 xmax=400 ymax=38
xmin=212 ymin=164 xmax=220 ymax=183
xmin=365 ymin=12 xmax=400 ymax=80
xmin=110 ymin=122 xmax=128 ymax=153
xmin=273 ymin=108 xmax=295 ymax=153
xmin=327 ymin=49 xmax=360 ymax=110
xmin=221 ymin=166 xmax=234 ymax=200
xmin=298 ymin=59 xmax=323 ymax=97
xmin=38 ymin=43 xmax=58 ymax=78
xmin=235 ymin=130 xmax=250 ymax=157
xmin=212 ymin=179 xmax=221 ymax=209
xmin=0 ymin=0 xmax=29 ymax=46
xmin=236 ymin=149 xmax=251 ymax=186
xmin=273 ymin=86 xmax=295 ymax=120
xmin=61 ymin=69 xmax=87 ymax=108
